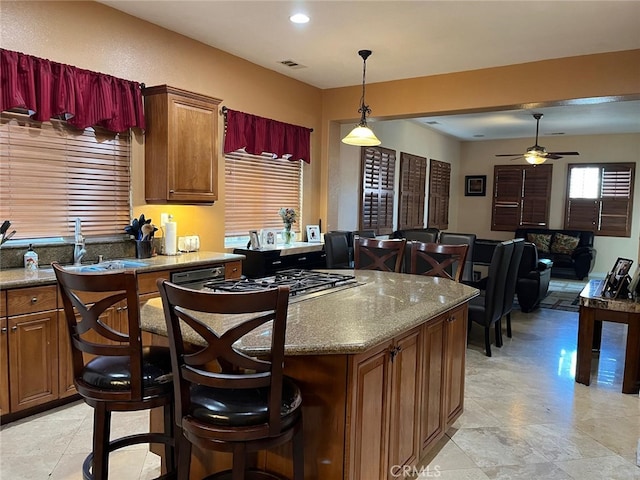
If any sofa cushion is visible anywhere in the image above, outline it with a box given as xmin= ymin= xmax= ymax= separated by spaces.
xmin=550 ymin=233 xmax=580 ymax=255
xmin=527 ymin=233 xmax=551 ymax=253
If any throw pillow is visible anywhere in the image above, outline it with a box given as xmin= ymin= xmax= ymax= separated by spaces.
xmin=551 ymin=233 xmax=580 ymax=255
xmin=527 ymin=233 xmax=551 ymax=253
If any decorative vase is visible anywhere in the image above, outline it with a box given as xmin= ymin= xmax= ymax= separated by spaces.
xmin=282 ymin=224 xmax=294 ymax=246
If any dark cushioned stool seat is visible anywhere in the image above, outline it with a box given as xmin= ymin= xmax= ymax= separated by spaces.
xmin=81 ymin=346 xmax=173 ymax=392
xmin=191 ymin=376 xmax=302 ymax=427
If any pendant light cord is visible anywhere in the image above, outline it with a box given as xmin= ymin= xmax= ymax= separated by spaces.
xmin=358 ymin=50 xmax=372 ymax=124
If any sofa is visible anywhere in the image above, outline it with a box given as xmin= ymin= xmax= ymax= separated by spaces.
xmin=516 ymin=242 xmax=553 ymax=312
xmin=514 ymin=228 xmax=596 ymax=280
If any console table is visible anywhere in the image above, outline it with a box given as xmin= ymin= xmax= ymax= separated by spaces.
xmin=234 ymin=242 xmax=326 ymax=278
xmin=577 ymin=279 xmax=640 ymax=394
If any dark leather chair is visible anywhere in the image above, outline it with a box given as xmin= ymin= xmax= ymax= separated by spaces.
xmin=324 ymin=231 xmax=352 ymax=268
xmin=392 ymin=228 xmax=439 ymax=243
xmin=156 ymin=280 xmax=304 ymax=480
xmin=354 ymin=237 xmax=407 ymax=272
xmin=53 ymin=263 xmax=176 ymax=480
xmin=501 ymin=238 xmax=525 ymax=340
xmin=516 ymin=242 xmax=553 ymax=313
xmin=439 ymin=232 xmax=477 ymax=284
xmin=406 ymin=241 xmax=468 ymax=282
xmin=468 ymin=240 xmax=513 ymax=357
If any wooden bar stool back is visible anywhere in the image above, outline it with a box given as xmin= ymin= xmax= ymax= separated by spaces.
xmin=407 ymin=242 xmax=469 ymax=282
xmin=354 ymin=237 xmax=407 ymax=272
xmin=156 ymin=279 xmax=304 ymax=480
xmin=53 ymin=263 xmax=176 ymax=480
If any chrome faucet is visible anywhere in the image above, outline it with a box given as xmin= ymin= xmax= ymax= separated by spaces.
xmin=73 ymin=218 xmax=87 ymax=266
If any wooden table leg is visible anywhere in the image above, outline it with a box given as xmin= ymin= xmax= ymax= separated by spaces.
xmin=576 ymin=306 xmax=595 ymax=386
xmin=622 ymin=314 xmax=640 ymax=394
xmin=592 ymin=320 xmax=603 ymax=351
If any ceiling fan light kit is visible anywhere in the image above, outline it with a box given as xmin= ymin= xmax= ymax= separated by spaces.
xmin=496 ymin=113 xmax=579 ymax=164
xmin=342 ymin=49 xmax=381 ymax=147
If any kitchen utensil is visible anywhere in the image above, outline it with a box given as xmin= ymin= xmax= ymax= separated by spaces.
xmin=1 ymin=230 xmax=16 ymax=245
xmin=141 ymin=223 xmax=155 ymax=241
xmin=0 ymin=220 xmax=10 ymax=236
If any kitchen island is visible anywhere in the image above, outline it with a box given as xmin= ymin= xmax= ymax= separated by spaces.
xmin=142 ymin=270 xmax=479 ymax=480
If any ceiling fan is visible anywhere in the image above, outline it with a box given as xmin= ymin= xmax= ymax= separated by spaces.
xmin=495 ymin=113 xmax=580 ymax=165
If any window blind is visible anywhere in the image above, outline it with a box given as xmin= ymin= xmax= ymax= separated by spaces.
xmin=398 ymin=152 xmax=427 ymax=230
xmin=224 ymin=151 xmax=302 ymax=237
xmin=360 ymin=146 xmax=396 ymax=235
xmin=0 ymin=112 xmax=131 ymax=239
xmin=427 ymin=159 xmax=451 ymax=230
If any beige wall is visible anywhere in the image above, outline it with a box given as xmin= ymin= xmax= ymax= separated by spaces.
xmin=1 ymin=1 xmax=323 ymax=251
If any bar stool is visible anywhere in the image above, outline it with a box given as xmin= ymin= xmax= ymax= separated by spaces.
xmin=354 ymin=237 xmax=406 ymax=272
xmin=53 ymin=263 xmax=176 ymax=480
xmin=406 ymin=241 xmax=469 ymax=282
xmin=156 ymin=279 xmax=304 ymax=480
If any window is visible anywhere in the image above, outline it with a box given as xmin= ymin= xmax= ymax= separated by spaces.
xmin=224 ymin=151 xmax=303 ymax=240
xmin=565 ymin=163 xmax=634 ymax=237
xmin=360 ymin=146 xmax=396 ymax=235
xmin=0 ymin=112 xmax=131 ymax=239
xmin=428 ymin=159 xmax=451 ymax=229
xmin=491 ymin=164 xmax=552 ymax=231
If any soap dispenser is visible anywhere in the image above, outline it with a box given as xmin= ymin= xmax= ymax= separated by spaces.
xmin=24 ymin=244 xmax=38 ymax=271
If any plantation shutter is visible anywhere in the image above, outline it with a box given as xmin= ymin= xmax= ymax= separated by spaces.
xmin=225 ymin=151 xmax=303 ymax=237
xmin=565 ymin=163 xmax=634 ymax=237
xmin=492 ymin=164 xmax=552 ymax=231
xmin=0 ymin=112 xmax=131 ymax=239
xmin=360 ymin=146 xmax=396 ymax=235
xmin=398 ymin=152 xmax=427 ymax=230
xmin=427 ymin=159 xmax=450 ymax=229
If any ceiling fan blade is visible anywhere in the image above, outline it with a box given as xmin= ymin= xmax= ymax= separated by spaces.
xmin=495 ymin=154 xmax=522 ymax=157
xmin=546 ymin=154 xmax=563 ymax=160
xmin=547 ymin=151 xmax=580 ymax=156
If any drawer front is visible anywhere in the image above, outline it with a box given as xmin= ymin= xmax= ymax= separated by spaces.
xmin=137 ymin=270 xmax=170 ymax=296
xmin=7 ymin=285 xmax=57 ymax=316
xmin=224 ymin=260 xmax=242 ymax=280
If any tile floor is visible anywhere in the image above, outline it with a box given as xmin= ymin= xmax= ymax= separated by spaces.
xmin=1 ymin=280 xmax=639 ymax=479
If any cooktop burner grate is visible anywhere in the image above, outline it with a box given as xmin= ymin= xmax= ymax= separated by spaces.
xmin=204 ymin=269 xmax=357 ymax=296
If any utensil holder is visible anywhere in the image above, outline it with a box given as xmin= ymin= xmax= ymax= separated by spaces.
xmin=135 ymin=240 xmax=152 ymax=259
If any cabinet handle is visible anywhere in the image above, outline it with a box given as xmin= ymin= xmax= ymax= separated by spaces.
xmin=389 ymin=345 xmax=402 ymax=361
xmin=31 ymin=297 xmax=38 ymax=304
xmin=169 ymin=189 xmax=175 ymax=194
xmin=297 ymin=256 xmax=307 ymax=261
xmin=272 ymin=260 xmax=282 ymax=265
xmin=11 ymin=326 xmax=17 ymax=332
xmin=448 ymin=314 xmax=457 ymax=323
xmin=1 ymin=327 xmax=7 ymax=333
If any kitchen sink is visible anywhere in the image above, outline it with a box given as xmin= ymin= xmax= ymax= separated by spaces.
xmin=39 ymin=259 xmax=148 ymax=273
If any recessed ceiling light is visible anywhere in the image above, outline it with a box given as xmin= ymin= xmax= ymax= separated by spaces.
xmin=290 ymin=13 xmax=310 ymax=24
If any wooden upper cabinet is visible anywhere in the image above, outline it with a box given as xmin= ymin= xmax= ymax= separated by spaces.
xmin=144 ymin=85 xmax=222 ymax=204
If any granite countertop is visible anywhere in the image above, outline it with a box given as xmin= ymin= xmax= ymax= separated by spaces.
xmin=580 ymin=278 xmax=640 ymax=313
xmin=0 ymin=251 xmax=245 ymax=289
xmin=141 ymin=270 xmax=479 ymax=356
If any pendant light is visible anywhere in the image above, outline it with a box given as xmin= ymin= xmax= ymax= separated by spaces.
xmin=341 ymin=49 xmax=381 ymax=146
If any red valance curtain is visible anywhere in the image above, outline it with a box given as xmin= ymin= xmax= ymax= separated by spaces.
xmin=223 ymin=109 xmax=311 ymax=163
xmin=0 ymin=49 xmax=145 ymax=133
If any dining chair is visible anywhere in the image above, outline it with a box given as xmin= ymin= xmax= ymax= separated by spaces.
xmin=156 ymin=279 xmax=304 ymax=480
xmin=354 ymin=237 xmax=407 ymax=272
xmin=406 ymin=241 xmax=469 ymax=282
xmin=438 ymin=232 xmax=477 ymax=284
xmin=467 ymin=240 xmax=513 ymax=357
xmin=324 ymin=231 xmax=352 ymax=268
xmin=53 ymin=263 xmax=176 ymax=480
xmin=501 ymin=238 xmax=525 ymax=339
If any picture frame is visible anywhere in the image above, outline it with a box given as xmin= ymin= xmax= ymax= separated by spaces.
xmin=261 ymin=229 xmax=279 ymax=249
xmin=627 ymin=265 xmax=640 ymax=298
xmin=306 ymin=225 xmax=321 ymax=243
xmin=602 ymin=257 xmax=634 ymax=298
xmin=249 ymin=230 xmax=261 ymax=250
xmin=465 ymin=175 xmax=486 ymax=196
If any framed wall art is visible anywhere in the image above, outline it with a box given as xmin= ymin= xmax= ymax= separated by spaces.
xmin=465 ymin=175 xmax=486 ymax=196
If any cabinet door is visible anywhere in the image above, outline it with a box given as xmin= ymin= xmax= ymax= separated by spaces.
xmin=347 ymin=342 xmax=391 ymax=480
xmin=8 ymin=311 xmax=59 ymax=412
xmin=167 ymin=93 xmax=219 ymax=202
xmin=388 ymin=326 xmax=422 ymax=477
xmin=444 ymin=305 xmax=467 ymax=426
xmin=420 ymin=316 xmax=446 ymax=453
xmin=0 ymin=316 xmax=9 ymax=415
xmin=57 ymin=311 xmax=76 ymax=398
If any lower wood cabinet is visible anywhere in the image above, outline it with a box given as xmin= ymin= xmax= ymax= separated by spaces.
xmin=0 ymin=292 xmax=10 ymax=415
xmin=444 ymin=305 xmax=466 ymax=426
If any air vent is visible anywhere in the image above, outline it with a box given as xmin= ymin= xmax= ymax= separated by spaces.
xmin=279 ymin=59 xmax=307 ymax=70
xmin=425 ymin=121 xmax=439 ymax=125
xmin=549 ymin=132 xmax=566 ymax=135
xmin=473 ymin=134 xmax=485 ymax=138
